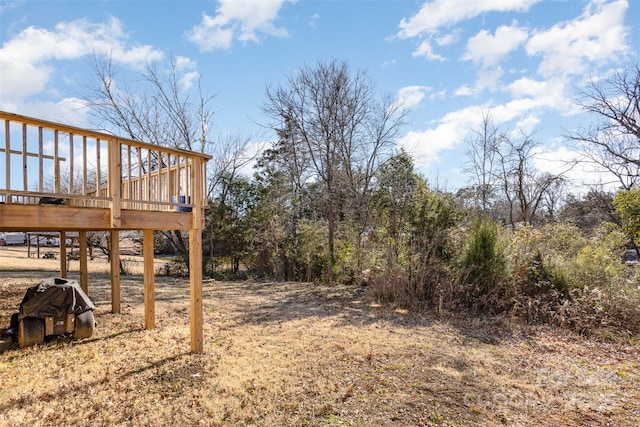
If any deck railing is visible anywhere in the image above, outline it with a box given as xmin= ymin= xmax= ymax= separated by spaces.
xmin=0 ymin=111 xmax=210 ymax=214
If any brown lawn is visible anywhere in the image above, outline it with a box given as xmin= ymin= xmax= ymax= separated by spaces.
xmin=0 ymin=245 xmax=638 ymax=426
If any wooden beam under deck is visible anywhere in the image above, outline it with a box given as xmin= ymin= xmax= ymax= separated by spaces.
xmin=0 ymin=204 xmax=193 ymax=231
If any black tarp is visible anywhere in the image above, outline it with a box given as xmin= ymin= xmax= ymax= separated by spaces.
xmin=19 ymin=278 xmax=95 ymax=319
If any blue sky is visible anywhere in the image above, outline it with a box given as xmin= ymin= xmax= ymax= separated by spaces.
xmin=1 ymin=0 xmax=639 ymax=192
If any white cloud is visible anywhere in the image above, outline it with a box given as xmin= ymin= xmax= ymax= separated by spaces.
xmin=475 ymin=67 xmax=504 ymax=93
xmin=309 ymin=13 xmax=320 ymax=30
xmin=398 ymin=0 xmax=539 ymax=60
xmin=531 ymin=145 xmax=602 ymax=191
xmin=175 ymin=55 xmax=198 ymax=71
xmin=396 ymin=0 xmax=540 ymax=39
xmin=113 ymin=45 xmax=164 ymax=69
xmin=430 ymin=89 xmax=447 ymax=100
xmin=186 ymin=0 xmax=294 ymax=51
xmin=381 ymin=58 xmax=397 ymax=68
xmin=0 ymin=0 xmax=23 ymax=13
xmin=435 ymin=31 xmax=459 ymax=46
xmin=9 ymin=97 xmax=90 ymax=129
xmin=532 ymin=140 xmax=633 ymax=194
xmin=172 ymin=56 xmax=201 ymax=90
xmin=490 ymin=97 xmax=540 ymax=124
xmin=514 ymin=115 xmax=540 ymax=135
xmin=412 ymin=39 xmax=445 ymax=61
xmin=454 ymin=85 xmax=473 ymax=97
xmin=0 ymin=17 xmax=164 ymax=105
xmin=399 ymin=86 xmax=576 ymax=171
xmin=180 ymin=71 xmax=201 ymax=92
xmin=504 ymin=76 xmax=573 ymax=114
xmin=395 ymin=85 xmax=430 ymax=110
xmin=397 ymin=104 xmax=488 ymax=168
xmin=526 ymin=0 xmax=630 ymax=77
xmin=454 ymin=68 xmax=505 ymax=97
xmin=462 ymin=22 xmax=528 ymax=68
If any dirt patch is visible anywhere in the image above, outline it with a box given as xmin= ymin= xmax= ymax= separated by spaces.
xmin=0 ymin=247 xmax=639 ymax=426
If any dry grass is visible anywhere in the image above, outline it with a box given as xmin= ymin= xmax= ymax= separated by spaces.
xmin=0 ymin=246 xmax=639 ymax=426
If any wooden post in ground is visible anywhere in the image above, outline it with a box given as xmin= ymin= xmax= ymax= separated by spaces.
xmin=59 ymin=231 xmax=67 ymax=277
xmin=110 ymin=230 xmax=121 ymax=314
xmin=143 ymin=229 xmax=155 ymax=329
xmin=189 ymin=228 xmax=203 ymax=353
xmin=79 ymin=231 xmax=88 ymax=293
xmin=189 ymin=157 xmax=204 ymax=353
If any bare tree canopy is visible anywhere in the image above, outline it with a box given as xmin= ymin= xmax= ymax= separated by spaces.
xmin=496 ymin=130 xmax=568 ymax=226
xmin=83 ymin=53 xmax=215 ymax=154
xmin=568 ymin=64 xmax=640 ymax=190
xmin=463 ymin=111 xmax=500 ymax=213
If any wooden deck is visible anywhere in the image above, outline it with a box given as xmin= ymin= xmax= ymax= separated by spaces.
xmin=0 ymin=111 xmax=211 ymax=353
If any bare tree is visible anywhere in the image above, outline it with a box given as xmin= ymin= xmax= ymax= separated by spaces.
xmin=84 ymin=54 xmax=215 ymax=153
xmin=558 ymin=187 xmax=619 ymax=231
xmin=263 ymin=60 xmax=406 ymax=277
xmin=81 ymin=53 xmax=217 ymax=270
xmin=463 ymin=111 xmax=500 ymax=214
xmin=207 ymin=132 xmax=262 ymax=202
xmin=496 ymin=131 xmax=567 ymax=226
xmin=541 ymin=176 xmax=567 ymax=222
xmin=567 ymin=64 xmax=640 ymax=190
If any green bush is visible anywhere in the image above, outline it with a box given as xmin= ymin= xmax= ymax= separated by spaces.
xmin=460 ymin=217 xmax=506 ymax=296
xmin=562 ymin=223 xmax=626 ymax=289
xmin=522 ymin=251 xmax=570 ymax=297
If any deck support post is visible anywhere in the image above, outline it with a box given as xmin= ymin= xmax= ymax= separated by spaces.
xmin=79 ymin=231 xmax=88 ymax=293
xmin=189 ymin=157 xmax=204 ymax=353
xmin=110 ymin=230 xmax=121 ymax=314
xmin=143 ymin=229 xmax=155 ymax=329
xmin=189 ymin=228 xmax=203 ymax=353
xmin=59 ymin=231 xmax=67 ymax=278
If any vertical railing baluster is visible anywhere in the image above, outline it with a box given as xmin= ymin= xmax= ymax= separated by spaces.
xmin=5 ymin=120 xmax=10 ymax=196
xmin=54 ymin=130 xmax=60 ymax=194
xmin=164 ymin=152 xmax=170 ymax=208
xmin=69 ymin=133 xmax=74 ymax=195
xmin=38 ymin=127 xmax=43 ymax=193
xmin=203 ymin=160 xmax=208 ymax=204
xmin=22 ymin=123 xmax=27 ymax=192
xmin=127 ymin=144 xmax=132 ymax=209
xmin=96 ymin=139 xmax=102 ymax=204
xmin=137 ymin=146 xmax=143 ymax=210
xmin=179 ymin=156 xmax=185 ymax=199
xmin=168 ymin=153 xmax=174 ymax=209
xmin=156 ymin=150 xmax=162 ymax=210
xmin=82 ymin=136 xmax=87 ymax=201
